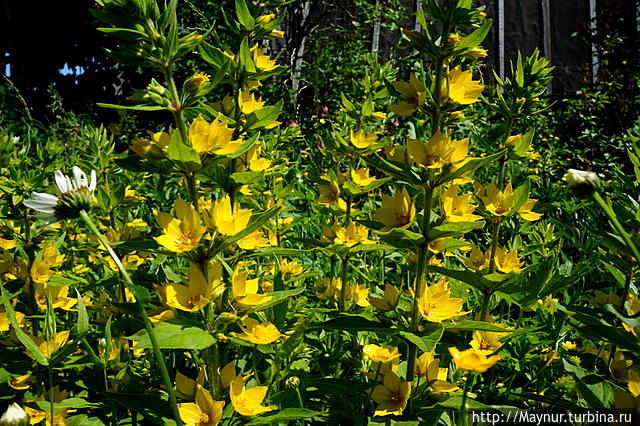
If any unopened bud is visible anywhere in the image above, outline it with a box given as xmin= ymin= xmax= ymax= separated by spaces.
xmin=0 ymin=403 xmax=30 ymax=426
xmin=563 ymin=169 xmax=600 ymax=198
xmin=285 ymin=376 xmax=300 ymax=389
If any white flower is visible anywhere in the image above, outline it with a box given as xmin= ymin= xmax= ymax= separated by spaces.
xmin=563 ymin=169 xmax=600 ymax=187
xmin=24 ymin=166 xmax=97 ymax=222
xmin=11 ymin=136 xmax=20 ymax=143
xmin=0 ymin=403 xmax=29 ymax=425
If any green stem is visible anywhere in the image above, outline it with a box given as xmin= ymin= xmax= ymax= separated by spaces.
xmin=338 ymin=253 xmax=350 ymax=312
xmin=406 ymin=183 xmax=434 ymax=383
xmin=185 ymin=172 xmax=199 ymax=208
xmin=79 ymin=210 xmax=183 ymax=426
xmin=162 ymin=67 xmax=189 ymax=145
xmin=592 ymin=191 xmax=640 ymax=262
xmin=479 ymin=290 xmax=492 ymax=322
xmin=459 ymin=372 xmax=476 ymax=426
xmin=48 ymin=367 xmax=54 ymax=423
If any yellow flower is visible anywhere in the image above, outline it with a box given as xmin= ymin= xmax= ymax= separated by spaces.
xmin=178 ymin=384 xmax=224 ymax=426
xmin=407 ymin=131 xmax=468 ymax=169
xmin=8 ymin=373 xmax=34 ymax=390
xmin=369 ymin=284 xmax=401 ymax=311
xmin=463 ymin=247 xmax=489 ymax=271
xmin=229 ymin=374 xmax=272 ymax=416
xmin=0 ymin=310 xmax=25 ymax=332
xmin=236 ymin=230 xmax=270 ymax=250
xmin=448 ymin=347 xmax=501 ymax=373
xmin=417 ymin=278 xmax=468 ymax=322
xmin=30 ymin=260 xmax=54 ymax=285
xmin=189 ymin=115 xmax=243 ymax=155
xmin=240 ymin=145 xmax=272 ymax=172
xmin=494 ymin=247 xmax=524 ymax=273
xmin=350 ymin=129 xmax=377 ymax=149
xmin=465 ymin=47 xmax=488 ymax=58
xmin=0 ymin=237 xmax=17 ymax=250
xmin=205 ymin=195 xmax=252 ymax=236
xmin=232 ymin=269 xmax=272 ymax=308
xmin=154 ymin=198 xmax=205 ymax=253
xmin=518 ymin=199 xmax=543 ymax=221
xmin=333 ymin=221 xmax=373 ymax=247
xmin=350 ymin=168 xmax=376 ymax=186
xmin=447 ymin=33 xmax=462 ymax=45
xmin=481 ymin=183 xmax=514 ymax=216
xmin=562 ymin=341 xmax=577 ymax=350
xmin=441 ymin=185 xmax=481 ymax=223
xmin=374 ymin=188 xmax=416 ymax=231
xmin=371 ymin=371 xmax=411 ymax=416
xmin=163 ymin=262 xmax=223 ymax=312
xmin=280 ymin=259 xmax=303 ymax=276
xmin=317 ymin=179 xmax=346 ymax=209
xmin=185 ymin=73 xmax=210 ymax=91
xmin=444 ymin=65 xmax=484 ymax=105
xmin=415 ymin=352 xmax=459 ymax=392
xmin=470 ymin=330 xmax=505 ymax=355
xmin=505 ymin=134 xmax=522 ymax=147
xmin=233 ymin=319 xmax=281 ymax=345
xmin=256 ymin=14 xmax=275 ymax=24
xmin=239 ymin=89 xmax=265 ymax=115
xmin=363 ymin=344 xmax=401 ymax=364
xmin=28 ymin=331 xmax=70 ymax=359
xmin=252 ymin=45 xmax=278 ymax=71
xmin=389 ymin=73 xmax=426 ymax=117
xmin=130 ymin=131 xmax=170 ymax=159
xmin=34 ymin=283 xmax=77 ymax=311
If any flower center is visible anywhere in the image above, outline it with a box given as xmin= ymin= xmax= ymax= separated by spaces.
xmin=199 ymin=412 xmax=210 ymax=423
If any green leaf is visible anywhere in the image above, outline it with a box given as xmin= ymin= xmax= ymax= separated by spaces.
xmin=427 ymin=266 xmax=493 ymax=292
xmin=0 ymin=285 xmax=48 ymax=366
xmin=231 ymin=171 xmax=265 ymax=185
xmin=167 ymin=130 xmax=201 ymax=171
xmin=314 ymin=315 xmax=388 ymax=333
xmin=454 ymin=20 xmax=492 ymax=52
xmin=213 ymin=206 xmax=282 ymax=255
xmin=33 ymin=397 xmax=98 ymax=411
xmin=251 ymin=287 xmax=305 ymax=312
xmin=239 ymin=37 xmax=256 ymax=73
xmin=106 ymin=392 xmax=174 ymax=423
xmin=361 ymin=96 xmax=373 ymax=116
xmin=235 ymin=0 xmax=255 ymax=31
xmin=246 ymin=100 xmax=283 ymax=130
xmin=438 ymin=150 xmax=506 ymax=185
xmin=364 ymin=155 xmax=422 ymax=185
xmin=244 ymin=408 xmax=324 ymax=425
xmin=444 ymin=320 xmax=514 ymax=333
xmin=127 ymin=322 xmax=215 ymax=350
xmin=510 ymin=131 xmax=534 ymax=158
xmin=96 ymin=103 xmax=167 ymax=111
xmin=375 ymin=228 xmax=424 ymax=250
xmin=96 ymin=27 xmax=148 ymax=41
xmin=75 ymin=288 xmax=89 ymax=337
xmin=398 ymin=323 xmax=443 ymax=352
xmin=428 ymin=221 xmax=485 ymax=240
xmin=341 ymin=93 xmax=355 ymax=111
xmin=510 ymin=180 xmax=530 ymax=214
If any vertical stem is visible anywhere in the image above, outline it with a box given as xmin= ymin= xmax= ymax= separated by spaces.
xmin=406 ymin=183 xmax=434 ymax=383
xmin=459 ymin=372 xmax=476 ymax=426
xmin=339 ymin=253 xmax=350 ymax=312
xmin=592 ymin=191 xmax=640 ymax=262
xmin=162 ymin=67 xmax=189 ymax=145
xmin=79 ymin=211 xmax=183 ymax=426
xmin=48 ymin=367 xmax=54 ymax=423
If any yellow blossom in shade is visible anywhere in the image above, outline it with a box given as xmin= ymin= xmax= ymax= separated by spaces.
xmin=163 ymin=262 xmax=223 ymax=312
xmin=448 ymin=347 xmax=501 ymax=373
xmin=417 ymin=278 xmax=468 ymax=322
xmin=280 ymin=259 xmax=303 ymax=276
xmin=176 ymin=370 xmax=204 ymax=399
xmin=505 ymin=134 xmax=522 ymax=147
xmin=386 ymin=145 xmax=410 ymax=165
xmin=518 ymin=199 xmax=543 ymax=221
xmin=371 ymin=371 xmax=411 ymax=416
xmin=149 ymin=307 xmax=176 ymax=324
xmin=130 ymin=131 xmax=170 ymax=159
xmin=30 ymin=259 xmax=54 ymax=285
xmin=333 ymin=221 xmax=374 ymax=247
xmin=239 ymin=89 xmax=265 ymax=115
xmin=154 ymin=198 xmax=205 ymax=253
xmin=232 ymin=269 xmax=272 ymax=308
xmin=189 ymin=115 xmax=243 ymax=155
xmin=8 ymin=373 xmax=34 ymax=390
xmin=0 ymin=237 xmax=16 ymax=250
xmin=350 ymin=284 xmax=370 ymax=307
xmin=369 ymin=284 xmax=401 ymax=311
xmin=415 ymin=352 xmax=459 ymax=392
xmin=252 ymin=45 xmax=278 ymax=71
xmin=350 ymin=129 xmax=377 ymax=149
xmin=317 ymin=179 xmax=346 ymax=209
xmin=350 ymin=168 xmax=376 ymax=186
xmin=447 ymin=33 xmax=462 ymax=45
xmin=0 ymin=310 xmax=25 ymax=332
xmin=562 ymin=341 xmax=577 ymax=350
xmin=34 ymin=283 xmax=77 ymax=312
xmin=243 ymin=145 xmax=272 ymax=172
xmin=407 ymin=131 xmax=469 ymax=169
xmin=207 ymin=195 xmax=252 ymax=236
xmin=220 ymin=361 xmax=237 ymax=390
xmin=24 ymin=406 xmax=69 ymax=426
xmin=494 ymin=247 xmax=524 ymax=273
xmin=28 ymin=331 xmax=70 ymax=359
xmin=470 ymin=330 xmax=505 ymax=355
xmin=236 ymin=230 xmax=270 ymax=250
xmin=374 ymin=188 xmax=416 ymax=231
xmin=629 ymin=369 xmax=640 ymax=398
xmin=465 ymin=47 xmax=488 ymax=58
xmin=233 ymin=319 xmax=281 ymax=345
xmin=481 ymin=183 xmax=515 ymax=216
xmin=229 ymin=374 xmax=272 ymax=416
xmin=464 ymin=247 xmax=489 ymax=271
xmin=256 ymin=13 xmax=275 ymax=24
xmin=441 ymin=185 xmax=482 ymax=223
xmin=389 ymin=73 xmax=427 ymax=117
xmin=363 ymin=344 xmax=401 ymax=364
xmin=178 ymin=384 xmax=224 ymax=426
xmin=443 ymin=65 xmax=484 ymax=105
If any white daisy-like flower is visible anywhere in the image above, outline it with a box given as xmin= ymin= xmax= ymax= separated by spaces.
xmin=24 ymin=166 xmax=97 ymax=221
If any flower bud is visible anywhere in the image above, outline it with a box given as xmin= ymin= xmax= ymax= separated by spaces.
xmin=0 ymin=403 xmax=30 ymax=426
xmin=563 ymin=169 xmax=600 ymax=198
xmin=285 ymin=376 xmax=300 ymax=389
